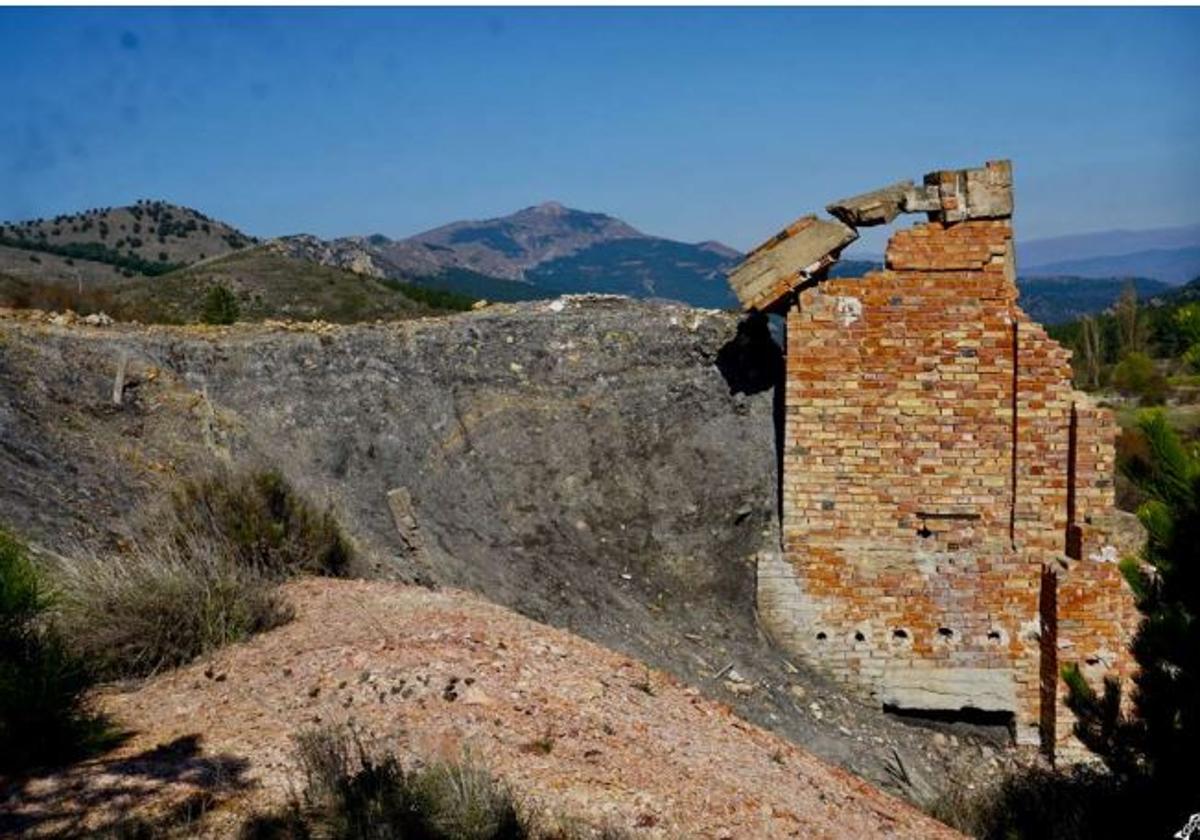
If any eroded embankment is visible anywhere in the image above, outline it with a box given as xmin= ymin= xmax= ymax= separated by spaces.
xmin=0 ymin=300 xmax=1014 ymax=802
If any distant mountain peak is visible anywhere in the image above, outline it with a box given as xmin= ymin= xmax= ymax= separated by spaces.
xmin=696 ymin=240 xmax=742 ymax=260
xmin=530 ymin=200 xmax=567 ymax=214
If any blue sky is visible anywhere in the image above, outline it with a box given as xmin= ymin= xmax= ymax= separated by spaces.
xmin=1 ymin=7 xmax=1198 ymax=253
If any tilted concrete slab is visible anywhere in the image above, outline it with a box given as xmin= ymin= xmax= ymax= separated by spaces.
xmin=727 ymin=215 xmax=858 ymax=312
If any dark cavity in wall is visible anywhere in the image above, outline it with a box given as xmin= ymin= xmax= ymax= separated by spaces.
xmin=883 ymin=705 xmax=1016 ymax=747
xmin=716 ymin=311 xmax=786 ymax=522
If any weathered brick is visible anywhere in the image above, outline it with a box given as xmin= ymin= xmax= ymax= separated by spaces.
xmin=759 ymin=214 xmax=1136 ymax=759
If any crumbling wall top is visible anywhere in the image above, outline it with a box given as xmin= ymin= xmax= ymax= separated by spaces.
xmin=727 ymin=159 xmax=1014 ymax=312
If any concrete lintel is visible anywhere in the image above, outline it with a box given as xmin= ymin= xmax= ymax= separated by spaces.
xmin=880 ymin=666 xmax=1017 ymax=713
xmin=826 ymin=181 xmax=913 ymax=227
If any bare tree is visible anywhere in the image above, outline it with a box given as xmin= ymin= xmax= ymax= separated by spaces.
xmin=1114 ymin=282 xmax=1148 ymax=358
xmin=1079 ymin=315 xmax=1103 ymax=389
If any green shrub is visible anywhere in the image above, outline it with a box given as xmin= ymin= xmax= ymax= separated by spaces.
xmin=167 ymin=469 xmax=353 ymax=579
xmin=1111 ymin=352 xmax=1170 ymax=406
xmin=0 ymin=528 xmax=101 ymax=772
xmin=53 ymin=469 xmax=350 ymax=678
xmin=1062 ymin=410 xmax=1200 ymax=833
xmin=202 ymin=284 xmax=240 ymax=325
xmin=1182 ymin=342 xmax=1200 ymax=374
xmin=931 ymin=764 xmax=1141 ymax=840
xmin=242 ymin=726 xmax=525 ymax=840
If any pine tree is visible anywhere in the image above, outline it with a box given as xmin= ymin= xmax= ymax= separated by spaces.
xmin=1063 ymin=411 xmax=1199 ymax=826
xmin=201 ymin=284 xmax=240 ymax=325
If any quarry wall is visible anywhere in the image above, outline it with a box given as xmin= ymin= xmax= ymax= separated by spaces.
xmin=738 ymin=163 xmax=1139 ymax=757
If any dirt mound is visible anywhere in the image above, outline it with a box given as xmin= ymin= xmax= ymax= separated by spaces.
xmin=2 ymin=578 xmax=961 ymax=839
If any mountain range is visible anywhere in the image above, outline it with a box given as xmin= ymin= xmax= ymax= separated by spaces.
xmin=1017 ymin=223 xmax=1200 ymax=284
xmin=274 ymin=201 xmax=742 ymax=308
xmin=1 ymin=199 xmax=1198 ymax=324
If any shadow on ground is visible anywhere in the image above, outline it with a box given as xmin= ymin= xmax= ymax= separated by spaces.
xmin=0 ymin=734 xmax=253 ymax=838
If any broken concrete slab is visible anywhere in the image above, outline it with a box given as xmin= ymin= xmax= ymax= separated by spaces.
xmin=923 ymin=159 xmax=1013 ymax=223
xmin=826 ymin=181 xmax=912 ymax=227
xmin=727 ymin=215 xmax=858 ymax=312
xmin=901 ymin=183 xmax=942 ymax=214
xmin=725 ymin=160 xmax=1013 ymax=311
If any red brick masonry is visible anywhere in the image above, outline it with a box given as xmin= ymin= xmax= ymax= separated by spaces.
xmin=758 ymin=219 xmax=1138 ymax=756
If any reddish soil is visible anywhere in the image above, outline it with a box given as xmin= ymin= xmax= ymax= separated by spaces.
xmin=3 ymin=578 xmax=962 ymax=839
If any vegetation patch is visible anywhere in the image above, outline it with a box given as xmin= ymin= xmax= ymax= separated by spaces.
xmin=0 ymin=528 xmax=108 ymax=774
xmin=242 ymin=726 xmax=525 ymax=840
xmin=931 ymin=763 xmax=1139 ymax=840
xmin=202 ymin=283 xmax=241 ymax=325
xmin=0 ymin=233 xmax=185 ymax=277
xmin=53 ymin=469 xmax=352 ymax=678
xmin=167 ymin=469 xmax=354 ymax=579
xmin=241 ymin=725 xmax=630 ymax=840
xmin=378 ymin=276 xmax=477 ymax=311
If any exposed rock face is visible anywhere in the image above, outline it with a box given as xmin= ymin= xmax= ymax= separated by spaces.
xmin=0 ymin=298 xmax=776 ymax=610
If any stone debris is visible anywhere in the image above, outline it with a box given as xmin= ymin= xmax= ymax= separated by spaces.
xmin=386 ymin=486 xmax=424 ymax=556
xmin=261 ymin=318 xmax=339 ymax=335
xmin=111 ymin=352 xmax=128 ymax=406
xmin=82 ymin=312 xmax=114 ymax=327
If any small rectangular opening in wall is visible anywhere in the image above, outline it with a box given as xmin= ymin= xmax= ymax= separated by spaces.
xmin=915 ymin=511 xmax=981 ymax=521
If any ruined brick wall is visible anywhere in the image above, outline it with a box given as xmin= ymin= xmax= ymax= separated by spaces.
xmin=759 ymin=218 xmax=1136 ymax=753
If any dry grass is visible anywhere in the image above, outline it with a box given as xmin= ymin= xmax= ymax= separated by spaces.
xmin=165 ymin=469 xmax=354 ymax=580
xmin=239 ymin=725 xmax=631 ymax=840
xmin=51 ymin=468 xmax=352 ymax=678
xmin=52 ymin=534 xmax=293 ymax=678
xmin=241 ymin=725 xmax=524 ymax=839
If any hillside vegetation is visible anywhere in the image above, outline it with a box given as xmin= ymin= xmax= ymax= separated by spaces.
xmin=0 ymin=201 xmax=254 ymax=274
xmin=0 ymin=247 xmax=474 ymax=324
xmin=1049 ymin=278 xmax=1200 ymax=507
